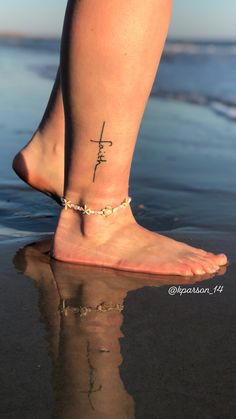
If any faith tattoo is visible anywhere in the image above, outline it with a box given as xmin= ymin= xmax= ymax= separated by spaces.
xmin=90 ymin=121 xmax=113 ymax=182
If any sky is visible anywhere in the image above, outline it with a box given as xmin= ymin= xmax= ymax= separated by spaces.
xmin=0 ymin=0 xmax=235 ymax=40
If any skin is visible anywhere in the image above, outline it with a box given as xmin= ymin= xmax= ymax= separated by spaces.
xmin=13 ymin=0 xmax=227 ymax=276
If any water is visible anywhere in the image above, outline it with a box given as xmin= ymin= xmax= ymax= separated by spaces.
xmin=156 ymin=40 xmax=236 ymax=120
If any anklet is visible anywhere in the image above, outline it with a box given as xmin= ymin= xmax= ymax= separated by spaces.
xmin=59 ymin=299 xmax=124 ymax=317
xmin=60 ymin=196 xmax=131 ymax=217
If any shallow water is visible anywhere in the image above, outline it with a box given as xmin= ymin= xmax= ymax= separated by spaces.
xmin=1 ymin=40 xmax=236 ymax=418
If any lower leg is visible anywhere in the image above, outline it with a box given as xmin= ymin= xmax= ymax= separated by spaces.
xmin=53 ymin=0 xmax=227 ymax=275
xmin=12 ymin=69 xmax=64 ymax=200
xmin=38 ymin=68 xmax=64 ymax=139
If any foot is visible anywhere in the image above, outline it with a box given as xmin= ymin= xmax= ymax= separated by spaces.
xmin=12 ymin=130 xmax=64 ymax=203
xmin=52 ymin=205 xmax=227 ymax=276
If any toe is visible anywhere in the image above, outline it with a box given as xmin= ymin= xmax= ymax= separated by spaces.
xmin=177 ymin=264 xmax=193 ymax=277
xmin=194 ymin=256 xmax=219 ymax=274
xmin=215 ymin=253 xmax=228 ymax=266
xmin=186 ymin=260 xmax=207 ymax=276
xmin=206 ymin=252 xmax=228 ymax=266
xmin=191 ymin=248 xmax=227 ymax=268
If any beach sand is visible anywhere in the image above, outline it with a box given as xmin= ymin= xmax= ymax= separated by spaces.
xmin=1 ymin=42 xmax=236 ymax=418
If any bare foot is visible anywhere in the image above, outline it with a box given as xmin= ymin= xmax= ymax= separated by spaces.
xmin=52 ymin=207 xmax=227 ymax=276
xmin=12 ymin=130 xmax=64 ymax=203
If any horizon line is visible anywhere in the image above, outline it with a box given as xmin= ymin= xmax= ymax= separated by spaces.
xmin=1 ymin=31 xmax=236 ymax=43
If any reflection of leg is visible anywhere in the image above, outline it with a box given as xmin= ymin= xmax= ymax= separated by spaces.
xmin=53 ymin=314 xmax=135 ymax=419
xmin=51 ymin=262 xmax=135 ymax=419
xmin=53 ymin=0 xmax=227 ymax=276
xmin=12 ymin=69 xmax=64 ymax=201
xmin=13 ymin=241 xmax=60 ymax=364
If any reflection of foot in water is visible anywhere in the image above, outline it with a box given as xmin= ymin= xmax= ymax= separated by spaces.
xmin=13 ymin=240 xmax=225 ymax=419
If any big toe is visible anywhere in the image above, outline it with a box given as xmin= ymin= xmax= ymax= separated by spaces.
xmin=208 ymin=252 xmax=228 ymax=266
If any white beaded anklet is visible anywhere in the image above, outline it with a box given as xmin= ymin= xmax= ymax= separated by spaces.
xmin=60 ymin=196 xmax=131 ymax=217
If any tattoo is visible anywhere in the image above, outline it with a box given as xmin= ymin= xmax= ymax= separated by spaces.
xmin=79 ymin=340 xmax=102 ymax=411
xmin=90 ymin=121 xmax=113 ymax=182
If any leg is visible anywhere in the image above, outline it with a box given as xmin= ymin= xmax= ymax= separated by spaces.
xmin=12 ymin=68 xmax=64 ymax=200
xmin=53 ymin=0 xmax=227 ymax=275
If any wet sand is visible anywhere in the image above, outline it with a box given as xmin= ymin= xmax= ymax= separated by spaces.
xmin=1 ymin=231 xmax=236 ymax=419
xmin=1 ymin=43 xmax=236 ymax=418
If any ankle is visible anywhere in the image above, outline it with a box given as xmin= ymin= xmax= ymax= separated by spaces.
xmin=57 ymin=194 xmax=135 ymax=240
xmin=62 ymin=187 xmax=129 ymax=207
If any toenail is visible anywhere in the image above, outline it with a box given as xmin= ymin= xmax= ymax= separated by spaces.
xmin=185 ymin=271 xmax=192 ymax=276
xmin=208 ymin=266 xmax=218 ymax=272
xmin=218 ymin=253 xmax=226 ymax=259
xmin=195 ymin=268 xmax=205 ymax=275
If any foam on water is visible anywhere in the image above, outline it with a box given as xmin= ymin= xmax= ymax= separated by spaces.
xmin=152 ymin=90 xmax=236 ymax=120
xmin=0 ymin=225 xmax=53 ymax=238
xmin=165 ymin=40 xmax=236 ymax=55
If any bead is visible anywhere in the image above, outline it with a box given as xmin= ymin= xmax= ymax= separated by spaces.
xmin=102 ymin=206 xmax=113 ymax=217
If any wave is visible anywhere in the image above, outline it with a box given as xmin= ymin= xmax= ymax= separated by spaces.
xmin=0 ymin=225 xmax=53 ymax=238
xmin=0 ymin=36 xmax=60 ymax=54
xmin=165 ymin=41 xmax=236 ymax=56
xmin=29 ymin=64 xmax=58 ymax=80
xmin=153 ymin=90 xmax=236 ymax=121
